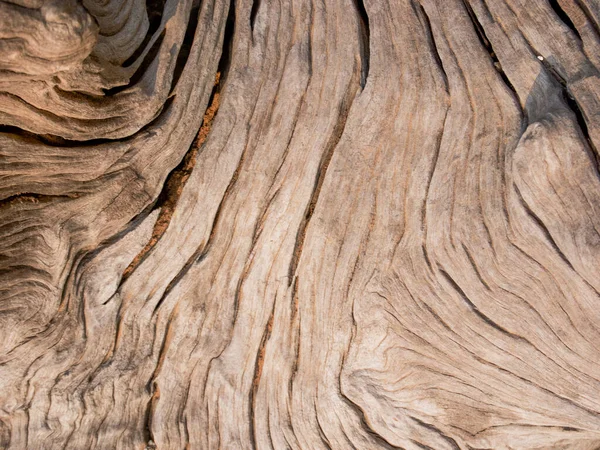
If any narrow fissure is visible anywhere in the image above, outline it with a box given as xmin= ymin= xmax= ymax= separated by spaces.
xmin=288 ymin=90 xmax=356 ymax=285
xmin=538 ymin=56 xmax=600 ymax=165
xmin=0 ymin=192 xmax=79 ymax=210
xmin=122 ymin=0 xmax=167 ymax=67
xmin=562 ymin=90 xmax=599 ymax=163
xmin=421 ymin=108 xmax=449 ymax=274
xmin=352 ymin=0 xmax=370 ymax=88
xmin=150 ymin=243 xmax=206 ymax=314
xmin=104 ymin=30 xmax=167 ymax=96
xmin=411 ymin=439 xmax=435 ymax=450
xmin=170 ymin=0 xmax=203 ymax=94
xmin=219 ymin=0 xmax=236 ymax=85
xmin=146 ymin=1 xmax=236 ymax=310
xmin=415 ymin=1 xmax=449 ymax=92
xmin=338 ymin=385 xmax=403 ymax=450
xmin=410 ymin=417 xmax=461 ymax=450
xmin=142 ymin=307 xmax=177 ymax=448
xmin=461 ymin=243 xmax=492 ymax=291
xmin=142 ymin=381 xmax=160 ymax=449
xmin=0 ymin=123 xmax=115 ymax=148
xmin=288 ymin=276 xmax=301 ymax=398
xmin=513 ymin=183 xmax=576 ymax=272
xmin=460 ymin=0 xmax=519 ymax=98
xmin=577 ymin=0 xmax=600 ymax=40
xmin=248 ymin=300 xmax=275 ymax=449
xmin=547 ymin=0 xmax=582 ymax=40
xmin=121 ymin=72 xmax=222 ymax=285
xmin=438 ymin=266 xmax=525 ymax=341
xmin=250 ymin=0 xmax=261 ymax=30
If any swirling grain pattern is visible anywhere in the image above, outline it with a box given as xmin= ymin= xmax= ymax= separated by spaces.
xmin=1 ymin=0 xmax=600 ymax=448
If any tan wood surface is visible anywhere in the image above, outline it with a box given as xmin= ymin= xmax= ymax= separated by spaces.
xmin=2 ymin=0 xmax=600 ymax=448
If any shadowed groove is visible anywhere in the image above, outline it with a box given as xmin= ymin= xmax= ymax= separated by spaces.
xmin=3 ymin=0 xmax=600 ymax=447
xmin=548 ymin=0 xmax=582 ymax=40
xmin=460 ymin=0 xmax=519 ymax=98
xmin=288 ymin=88 xmax=358 ymax=285
xmin=121 ymin=0 xmax=168 ymax=68
xmin=120 ymin=72 xmax=222 ymax=286
xmin=104 ymin=30 xmax=167 ymax=96
xmin=352 ymin=0 xmax=370 ymax=88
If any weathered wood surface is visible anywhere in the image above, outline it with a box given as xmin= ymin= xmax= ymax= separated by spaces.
xmin=2 ymin=0 xmax=600 ymax=448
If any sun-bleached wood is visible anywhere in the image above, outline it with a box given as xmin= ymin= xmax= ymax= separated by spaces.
xmin=1 ymin=0 xmax=600 ymax=448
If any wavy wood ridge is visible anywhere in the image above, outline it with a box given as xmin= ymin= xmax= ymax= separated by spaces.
xmin=2 ymin=0 xmax=600 ymax=448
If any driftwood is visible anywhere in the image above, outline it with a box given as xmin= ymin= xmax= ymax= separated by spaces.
xmin=2 ymin=0 xmax=600 ymax=448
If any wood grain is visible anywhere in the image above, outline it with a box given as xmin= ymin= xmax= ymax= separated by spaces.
xmin=1 ymin=0 xmax=600 ymax=448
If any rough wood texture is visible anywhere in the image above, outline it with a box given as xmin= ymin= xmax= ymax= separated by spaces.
xmin=2 ymin=0 xmax=600 ymax=448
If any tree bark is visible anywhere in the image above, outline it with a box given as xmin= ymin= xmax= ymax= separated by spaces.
xmin=2 ymin=0 xmax=600 ymax=448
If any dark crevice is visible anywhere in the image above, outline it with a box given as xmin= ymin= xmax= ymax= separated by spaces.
xmin=288 ymin=277 xmax=301 ymax=401
xmin=338 ymin=387 xmax=405 ymax=450
xmin=410 ymin=417 xmax=461 ymax=450
xmin=149 ymin=1 xmax=234 ymax=314
xmin=576 ymin=0 xmax=600 ymax=40
xmin=104 ymin=30 xmax=166 ymax=96
xmin=122 ymin=0 xmax=167 ymax=68
xmin=120 ymin=0 xmax=235 ymax=290
xmin=122 ymin=95 xmax=219 ymax=287
xmin=142 ymin=75 xmax=221 ymax=311
xmin=307 ymin=0 xmax=314 ymax=77
xmin=411 ymin=441 xmax=435 ymax=450
xmin=421 ymin=109 xmax=449 ymax=274
xmin=438 ymin=266 xmax=527 ymax=342
xmin=538 ymin=56 xmax=600 ymax=166
xmin=548 ymin=0 xmax=582 ymax=40
xmin=352 ymin=0 xmax=370 ymax=88
xmin=314 ymin=408 xmax=333 ymax=450
xmin=0 ymin=95 xmax=173 ymax=147
xmin=142 ymin=380 xmax=159 ymax=450
xmin=249 ymin=299 xmax=275 ymax=449
xmin=422 ymin=245 xmax=433 ymax=271
xmin=52 ymin=85 xmax=114 ymax=103
xmin=219 ymin=0 xmax=236 ymax=87
xmin=170 ymin=1 xmax=202 ymax=94
xmin=229 ymin=266 xmax=245 ymax=330
xmin=461 ymin=243 xmax=492 ymax=291
xmin=562 ymin=91 xmax=600 ymax=164
xmin=0 ymin=192 xmax=79 ymax=210
xmin=133 ymin=95 xmax=176 ymax=136
xmin=148 ymin=310 xmax=176 ymax=388
xmin=288 ymin=88 xmax=356 ymax=285
xmin=414 ymin=1 xmax=448 ymax=93
xmin=119 ymin=77 xmax=219 ymax=286
xmin=250 ymin=0 xmax=261 ymax=30
xmin=0 ymin=125 xmax=115 ymax=148
xmin=149 ymin=243 xmax=204 ymax=314
xmin=475 ymin=423 xmax=583 ymax=434
xmin=250 ymin=188 xmax=280 ymax=247
xmin=460 ymin=0 xmax=519 ymax=98
xmin=142 ymin=398 xmax=154 ymax=448
xmin=513 ymin=184 xmax=576 ymax=272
